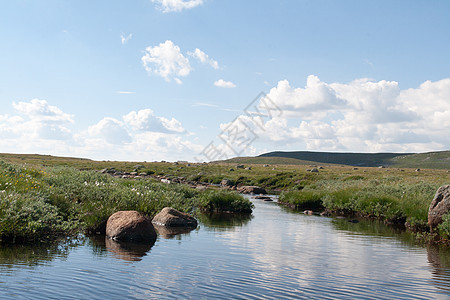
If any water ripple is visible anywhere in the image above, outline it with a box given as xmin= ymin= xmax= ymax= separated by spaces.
xmin=1 ymin=199 xmax=450 ymax=299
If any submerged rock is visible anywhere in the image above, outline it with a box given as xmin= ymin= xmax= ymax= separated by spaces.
xmin=428 ymin=185 xmax=450 ymax=232
xmin=106 ymin=211 xmax=156 ymax=242
xmin=152 ymin=207 xmax=198 ymax=228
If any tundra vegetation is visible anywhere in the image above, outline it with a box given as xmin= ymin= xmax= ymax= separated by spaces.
xmin=0 ymin=159 xmax=252 ymax=243
xmin=0 ymin=153 xmax=449 ymax=244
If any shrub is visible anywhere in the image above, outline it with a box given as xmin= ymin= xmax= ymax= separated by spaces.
xmin=0 ymin=192 xmax=77 ymax=243
xmin=198 ymin=190 xmax=253 ymax=213
xmin=279 ymin=190 xmax=324 ymax=211
xmin=438 ymin=213 xmax=450 ymax=238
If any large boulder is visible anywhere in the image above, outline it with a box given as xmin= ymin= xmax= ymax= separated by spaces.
xmin=238 ymin=185 xmax=267 ymax=195
xmin=152 ymin=207 xmax=198 ymax=228
xmin=106 ymin=211 xmax=156 ymax=242
xmin=428 ymin=185 xmax=450 ymax=231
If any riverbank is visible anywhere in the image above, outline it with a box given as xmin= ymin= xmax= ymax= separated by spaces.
xmin=0 ymin=161 xmax=253 ymax=244
xmin=0 ymin=156 xmax=449 ymax=244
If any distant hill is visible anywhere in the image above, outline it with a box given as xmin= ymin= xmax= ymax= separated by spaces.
xmin=224 ymin=150 xmax=450 ymax=169
xmin=221 ymin=156 xmax=328 ymax=166
xmin=388 ymin=151 xmax=450 ymax=169
xmin=258 ymin=151 xmax=411 ymax=167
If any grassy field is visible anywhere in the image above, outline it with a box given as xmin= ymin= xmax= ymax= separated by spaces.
xmin=235 ymin=150 xmax=450 ymax=169
xmin=0 ymin=158 xmax=253 ymax=244
xmin=1 ymin=153 xmax=449 ymax=243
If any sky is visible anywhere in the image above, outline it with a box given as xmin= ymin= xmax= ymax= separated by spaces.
xmin=1 ymin=0 xmax=450 ymax=162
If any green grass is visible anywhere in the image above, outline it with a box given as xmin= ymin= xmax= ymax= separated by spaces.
xmin=1 ymin=153 xmax=449 ymax=243
xmin=227 ymin=150 xmax=450 ymax=169
xmin=0 ymin=160 xmax=253 ymax=244
xmin=279 ymin=190 xmax=324 ymax=211
xmin=198 ymin=190 xmax=253 ymax=213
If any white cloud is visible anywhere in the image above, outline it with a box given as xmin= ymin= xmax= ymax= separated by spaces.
xmin=13 ymin=99 xmax=73 ymax=123
xmin=120 ymin=33 xmax=132 ymax=44
xmin=152 ymin=0 xmax=203 ymax=13
xmin=88 ymin=117 xmax=132 ymax=145
xmin=188 ymin=48 xmax=219 ymax=69
xmin=265 ymin=75 xmax=346 ymax=117
xmin=141 ymin=40 xmax=191 ymax=83
xmin=123 ymin=109 xmax=185 ymax=133
xmin=2 ymin=99 xmax=75 ymax=141
xmin=116 ymin=91 xmax=136 ymax=94
xmin=214 ymin=79 xmax=236 ymax=88
xmin=0 ymin=100 xmax=200 ymax=161
xmin=213 ymin=76 xmax=450 ymax=155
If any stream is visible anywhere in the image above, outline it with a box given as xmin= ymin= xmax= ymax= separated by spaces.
xmin=1 ymin=196 xmax=449 ymax=299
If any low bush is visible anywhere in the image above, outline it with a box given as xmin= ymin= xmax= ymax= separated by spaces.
xmin=279 ymin=190 xmax=324 ymax=211
xmin=0 ymin=192 xmax=78 ymax=243
xmin=438 ymin=213 xmax=450 ymax=238
xmin=198 ymin=190 xmax=254 ymax=213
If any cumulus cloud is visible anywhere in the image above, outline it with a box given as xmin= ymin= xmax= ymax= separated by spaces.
xmin=142 ymin=41 xmax=221 ymax=83
xmin=265 ymin=75 xmax=346 ymax=118
xmin=13 ymin=99 xmax=73 ymax=123
xmin=0 ymin=100 xmax=200 ymax=161
xmin=123 ymin=109 xmax=185 ymax=133
xmin=214 ymin=79 xmax=236 ymax=88
xmin=214 ymin=76 xmax=450 ymax=154
xmin=141 ymin=40 xmax=191 ymax=83
xmin=1 ymin=99 xmax=75 ymax=142
xmin=152 ymin=0 xmax=203 ymax=13
xmin=88 ymin=117 xmax=132 ymax=145
xmin=188 ymin=48 xmax=219 ymax=69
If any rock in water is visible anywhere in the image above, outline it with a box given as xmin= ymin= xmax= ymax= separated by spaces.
xmin=428 ymin=185 xmax=450 ymax=232
xmin=237 ymin=186 xmax=267 ymax=195
xmin=106 ymin=211 xmax=156 ymax=242
xmin=152 ymin=207 xmax=198 ymax=227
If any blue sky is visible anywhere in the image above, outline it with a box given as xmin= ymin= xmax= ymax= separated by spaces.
xmin=1 ymin=0 xmax=449 ymax=161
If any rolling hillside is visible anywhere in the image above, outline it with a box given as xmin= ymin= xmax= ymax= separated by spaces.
xmin=258 ymin=151 xmax=411 ymax=167
xmin=224 ymin=150 xmax=450 ymax=169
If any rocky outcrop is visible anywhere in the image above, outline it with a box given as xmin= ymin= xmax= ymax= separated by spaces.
xmin=106 ymin=211 xmax=156 ymax=242
xmin=428 ymin=185 xmax=450 ymax=232
xmin=152 ymin=207 xmax=198 ymax=228
xmin=237 ymin=185 xmax=267 ymax=195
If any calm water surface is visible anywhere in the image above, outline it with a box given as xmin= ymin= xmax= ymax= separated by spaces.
xmin=1 ymin=196 xmax=450 ymax=299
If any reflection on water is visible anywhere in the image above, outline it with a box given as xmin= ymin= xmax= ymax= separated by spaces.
xmin=153 ymin=225 xmax=197 ymax=239
xmin=0 ymin=238 xmax=81 ymax=271
xmin=105 ymin=238 xmax=154 ymax=262
xmin=330 ymin=217 xmax=418 ymax=245
xmin=0 ymin=199 xmax=449 ymax=299
xmin=89 ymin=235 xmax=155 ymax=262
xmin=427 ymin=245 xmax=450 ymax=293
xmin=196 ymin=212 xmax=253 ymax=231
